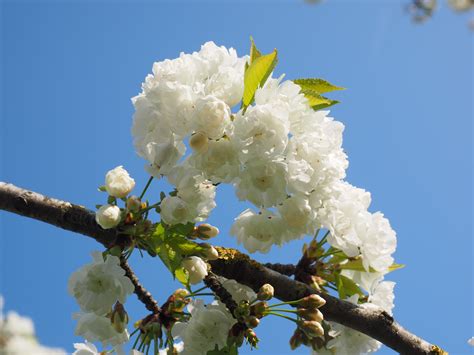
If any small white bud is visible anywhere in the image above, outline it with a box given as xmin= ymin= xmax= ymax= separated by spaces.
xmin=181 ymin=256 xmax=208 ymax=285
xmin=199 ymin=243 xmax=219 ymax=260
xmin=95 ymin=204 xmax=121 ymax=229
xmin=190 ymin=131 xmax=209 ymax=153
xmin=105 ymin=166 xmax=135 ymax=198
xmin=195 ymin=223 xmax=220 ymax=239
xmin=257 ymin=284 xmax=274 ymax=301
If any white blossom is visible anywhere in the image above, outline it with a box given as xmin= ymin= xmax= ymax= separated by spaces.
xmin=74 ymin=312 xmax=129 ymax=347
xmin=95 ymin=205 xmax=121 ymax=229
xmin=230 ymin=209 xmax=288 ymax=253
xmin=105 ymin=166 xmax=135 ymax=198
xmin=218 ymin=277 xmax=256 ymax=303
xmin=235 ymin=158 xmax=288 ymax=208
xmin=68 ymin=252 xmax=134 ymax=316
xmin=181 ymin=256 xmax=208 ymax=285
xmin=0 ymin=296 xmax=66 ymax=355
xmin=468 ymin=337 xmax=474 ymax=346
xmin=192 ymin=95 xmax=231 ymax=139
xmin=158 ymin=342 xmax=184 ymax=354
xmin=233 ymin=104 xmax=289 ymax=161
xmin=172 ymin=300 xmax=235 ymax=354
xmin=72 ymin=341 xmax=100 ymax=355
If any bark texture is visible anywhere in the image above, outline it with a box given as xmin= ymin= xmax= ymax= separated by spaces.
xmin=0 ymin=182 xmax=446 ymax=355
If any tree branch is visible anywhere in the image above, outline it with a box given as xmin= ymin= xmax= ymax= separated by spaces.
xmin=120 ymin=256 xmax=161 ymax=314
xmin=0 ymin=182 xmax=445 ymax=355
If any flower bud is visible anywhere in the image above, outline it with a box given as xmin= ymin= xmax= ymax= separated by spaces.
xmin=297 ymin=308 xmax=323 ymax=323
xmin=245 ymin=328 xmax=259 ymax=348
xmin=257 ymin=284 xmax=274 ymax=301
xmin=250 ymin=301 xmax=268 ymax=318
xmin=245 ymin=315 xmax=260 ymax=328
xmin=126 ymin=195 xmax=142 ymax=212
xmin=297 ymin=294 xmax=326 ymax=309
xmin=181 ymin=256 xmax=208 ymax=285
xmin=194 ymin=223 xmax=220 ymax=240
xmin=190 ymin=131 xmax=209 ymax=153
xmin=199 ymin=243 xmax=219 ymax=261
xmin=110 ymin=303 xmax=129 ymax=333
xmin=299 ymin=320 xmax=324 ymax=338
xmin=234 ymin=300 xmax=250 ymax=319
xmin=289 ymin=329 xmax=304 ymax=350
xmin=105 ymin=166 xmax=135 ymax=198
xmin=95 ymin=204 xmax=121 ymax=229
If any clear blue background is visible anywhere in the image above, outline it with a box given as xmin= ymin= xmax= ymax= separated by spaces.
xmin=1 ymin=1 xmax=472 ymax=354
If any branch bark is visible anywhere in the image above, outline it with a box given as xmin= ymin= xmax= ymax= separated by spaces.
xmin=0 ymin=182 xmax=445 ymax=355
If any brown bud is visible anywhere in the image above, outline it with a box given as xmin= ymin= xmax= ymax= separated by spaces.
xmin=126 ymin=195 xmax=142 ymax=212
xmin=289 ymin=329 xmax=304 ymax=350
xmin=250 ymin=301 xmax=268 ymax=318
xmin=195 ymin=223 xmax=219 ymax=239
xmin=245 ymin=328 xmax=259 ymax=347
xmin=245 ymin=315 xmax=260 ymax=328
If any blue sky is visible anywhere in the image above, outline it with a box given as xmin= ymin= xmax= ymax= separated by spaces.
xmin=1 ymin=1 xmax=472 ymax=354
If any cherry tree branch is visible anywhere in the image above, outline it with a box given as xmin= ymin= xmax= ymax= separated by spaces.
xmin=0 ymin=182 xmax=446 ymax=355
xmin=120 ymin=256 xmax=161 ymax=314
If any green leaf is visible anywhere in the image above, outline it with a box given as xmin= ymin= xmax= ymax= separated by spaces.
xmin=174 ymin=267 xmax=189 ymax=286
xmin=168 ymin=222 xmax=195 ymax=237
xmin=335 ymin=273 xmax=363 ymax=299
xmin=388 ymin=263 xmax=405 ymax=272
xmin=242 ymin=46 xmax=278 ymax=109
xmin=334 ymin=273 xmax=346 ymax=299
xmin=339 ymin=274 xmax=363 ymax=297
xmin=339 ymin=259 xmax=405 ymax=274
xmin=249 ymin=36 xmax=261 ymax=63
xmin=300 ymin=89 xmax=339 ymax=111
xmin=293 ymin=78 xmax=344 ymax=94
xmin=98 ymin=185 xmax=107 ymax=192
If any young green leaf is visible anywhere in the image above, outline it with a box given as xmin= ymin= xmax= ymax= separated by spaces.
xmin=293 ymin=78 xmax=344 ymax=94
xmin=242 ymin=48 xmax=278 ymax=110
xmin=249 ymin=36 xmax=261 ymax=63
xmin=300 ymin=89 xmax=339 ymax=111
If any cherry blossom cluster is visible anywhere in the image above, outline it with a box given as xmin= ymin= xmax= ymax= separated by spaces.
xmin=131 ymin=41 xmax=397 ymax=274
xmin=64 ymin=41 xmax=402 ymax=354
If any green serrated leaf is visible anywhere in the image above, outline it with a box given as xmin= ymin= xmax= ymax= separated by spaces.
xmin=293 ymin=78 xmax=345 ymax=94
xmin=98 ymin=185 xmax=107 ymax=192
xmin=300 ymin=89 xmax=339 ymax=111
xmin=242 ymin=47 xmax=278 ymax=109
xmin=167 ymin=235 xmax=206 ymax=256
xmin=158 ymin=243 xmax=181 ymax=278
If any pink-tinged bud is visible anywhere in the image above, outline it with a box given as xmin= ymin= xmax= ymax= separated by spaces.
xmin=299 ymin=320 xmax=324 ymax=338
xmin=257 ymin=284 xmax=274 ymax=301
xmin=245 ymin=315 xmax=260 ymax=328
xmin=298 ymin=294 xmax=326 ymax=309
xmin=297 ymin=308 xmax=323 ymax=322
xmin=190 ymin=131 xmax=209 ymax=153
xmin=245 ymin=329 xmax=259 ymax=347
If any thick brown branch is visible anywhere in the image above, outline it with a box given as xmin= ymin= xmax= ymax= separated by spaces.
xmin=0 ymin=182 xmax=445 ymax=355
